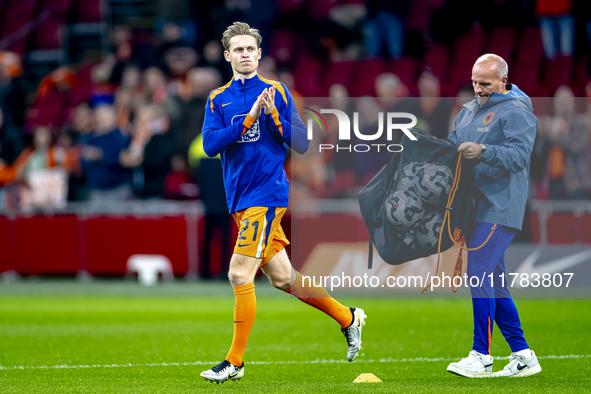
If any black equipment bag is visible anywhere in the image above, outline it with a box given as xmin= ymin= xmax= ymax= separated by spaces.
xmin=358 ymin=128 xmax=476 ymax=268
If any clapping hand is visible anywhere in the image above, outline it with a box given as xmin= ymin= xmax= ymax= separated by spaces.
xmin=248 ymin=88 xmax=269 ymax=120
xmin=262 ymin=86 xmax=276 ymax=115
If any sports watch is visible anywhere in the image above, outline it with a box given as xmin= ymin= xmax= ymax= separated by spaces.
xmin=477 ymin=144 xmax=487 ymax=159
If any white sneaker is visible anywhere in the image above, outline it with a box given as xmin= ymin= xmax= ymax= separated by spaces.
xmin=341 ymin=308 xmax=366 ymax=362
xmin=447 ymin=350 xmax=494 ymax=378
xmin=492 ymin=350 xmax=542 ymax=377
xmin=201 ymin=360 xmax=244 ymax=383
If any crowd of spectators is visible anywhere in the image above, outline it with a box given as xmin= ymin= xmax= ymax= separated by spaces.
xmin=0 ymin=0 xmax=590 ymax=212
xmin=0 ymin=52 xmax=217 ymax=209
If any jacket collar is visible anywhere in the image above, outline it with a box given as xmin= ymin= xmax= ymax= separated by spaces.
xmin=463 ymin=83 xmax=532 ymax=113
xmin=229 ymin=73 xmax=265 ymax=92
xmin=463 ymin=83 xmax=513 ymax=113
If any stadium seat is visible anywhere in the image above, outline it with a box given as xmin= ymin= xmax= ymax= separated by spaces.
xmin=293 ymin=55 xmax=324 ymax=96
xmin=268 ymin=30 xmax=296 ymax=65
xmin=453 ymin=27 xmax=484 ymax=68
xmin=352 ymin=59 xmax=386 ymax=96
xmin=516 ymin=27 xmax=543 ymax=67
xmin=512 ymin=63 xmax=540 ymax=91
xmin=571 ymin=58 xmax=589 ymax=97
xmin=33 ymin=19 xmax=65 ymax=49
xmin=0 ymin=0 xmax=38 ymax=54
xmin=275 ymin=0 xmax=305 ymax=13
xmin=42 ymin=0 xmax=72 ymax=15
xmin=325 ymin=60 xmax=355 ymax=90
xmin=75 ymin=0 xmax=102 ymax=22
xmin=406 ymin=0 xmax=436 ymax=31
xmin=388 ymin=57 xmax=417 ymax=91
xmin=424 ymin=42 xmax=448 ymax=81
xmin=542 ymin=56 xmax=573 ymax=94
xmin=446 ymin=62 xmax=472 ymax=97
xmin=308 ymin=0 xmax=339 ymax=20
xmin=486 ymin=27 xmax=515 ymax=63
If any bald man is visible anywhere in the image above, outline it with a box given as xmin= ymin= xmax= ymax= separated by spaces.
xmin=446 ymin=54 xmax=541 ymax=378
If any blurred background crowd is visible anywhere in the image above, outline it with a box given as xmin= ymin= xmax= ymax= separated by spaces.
xmin=0 ymin=0 xmax=590 ymax=258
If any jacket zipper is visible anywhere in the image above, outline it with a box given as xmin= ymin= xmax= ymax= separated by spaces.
xmin=467 ymin=105 xmax=483 ymax=142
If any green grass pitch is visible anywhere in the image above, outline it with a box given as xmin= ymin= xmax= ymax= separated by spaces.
xmin=0 ymin=281 xmax=590 ymax=393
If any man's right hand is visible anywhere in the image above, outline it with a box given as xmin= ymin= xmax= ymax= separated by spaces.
xmin=248 ymin=89 xmax=268 ymax=120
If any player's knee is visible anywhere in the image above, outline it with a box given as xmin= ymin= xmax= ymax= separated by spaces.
xmin=270 ymin=275 xmax=292 ymax=291
xmin=228 ymin=269 xmax=249 ymax=286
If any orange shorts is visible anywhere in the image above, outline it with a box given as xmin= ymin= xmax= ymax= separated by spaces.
xmin=232 ymin=207 xmax=290 ymax=266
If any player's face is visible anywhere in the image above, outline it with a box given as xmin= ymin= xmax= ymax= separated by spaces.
xmin=471 ymin=61 xmax=507 ymax=105
xmin=225 ymin=35 xmax=261 ymax=77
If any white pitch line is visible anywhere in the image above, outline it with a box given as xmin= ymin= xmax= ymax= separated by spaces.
xmin=1 ymin=355 xmax=589 ymax=371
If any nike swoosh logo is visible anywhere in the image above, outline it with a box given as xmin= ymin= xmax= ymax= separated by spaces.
xmin=514 ymin=246 xmax=591 ymax=281
xmin=238 ymin=243 xmax=252 ymax=247
xmin=517 ymin=363 xmax=527 ymax=371
xmin=229 ymin=370 xmax=242 ymax=378
xmin=222 ymin=102 xmax=233 ymax=107
xmin=483 ymin=363 xmax=493 ymax=368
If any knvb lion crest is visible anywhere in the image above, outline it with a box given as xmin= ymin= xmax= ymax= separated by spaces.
xmin=482 ymin=112 xmax=495 ymax=125
xmin=232 ymin=114 xmax=260 ymax=143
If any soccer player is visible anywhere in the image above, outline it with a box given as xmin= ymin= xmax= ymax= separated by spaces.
xmin=446 ymin=54 xmax=541 ymax=378
xmin=199 ymin=22 xmax=366 ymax=383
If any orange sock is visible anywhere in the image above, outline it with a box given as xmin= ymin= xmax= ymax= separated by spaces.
xmin=226 ymin=283 xmax=256 ymax=366
xmin=286 ymin=271 xmax=353 ymax=328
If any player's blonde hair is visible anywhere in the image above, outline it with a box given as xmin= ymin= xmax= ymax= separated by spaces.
xmin=221 ymin=22 xmax=262 ymax=52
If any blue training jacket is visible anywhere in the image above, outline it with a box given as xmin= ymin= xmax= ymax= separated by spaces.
xmin=448 ymin=84 xmax=538 ymax=230
xmin=202 ymin=74 xmax=309 ymax=213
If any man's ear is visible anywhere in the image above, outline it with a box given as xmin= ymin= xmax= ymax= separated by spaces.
xmin=258 ymin=48 xmax=262 ymax=60
xmin=224 ymin=50 xmax=231 ymax=63
xmin=501 ymin=76 xmax=508 ymax=91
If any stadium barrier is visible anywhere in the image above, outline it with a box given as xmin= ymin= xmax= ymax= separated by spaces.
xmin=0 ymin=201 xmax=203 ymax=278
xmin=1 ymin=198 xmax=589 ymax=279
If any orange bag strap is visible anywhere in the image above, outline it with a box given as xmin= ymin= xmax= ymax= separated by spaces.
xmin=421 ymin=153 xmax=496 ymax=294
